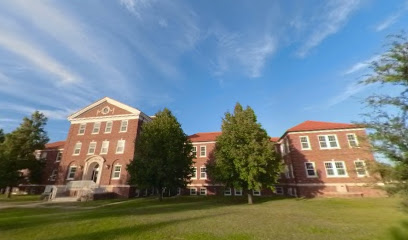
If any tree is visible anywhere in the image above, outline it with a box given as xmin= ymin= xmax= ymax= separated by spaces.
xmin=127 ymin=108 xmax=194 ymax=201
xmin=0 ymin=111 xmax=49 ymax=197
xmin=207 ymin=103 xmax=281 ymax=204
xmin=360 ymin=33 xmax=408 ymax=194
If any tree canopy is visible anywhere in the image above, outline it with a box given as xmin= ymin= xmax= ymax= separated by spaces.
xmin=360 ymin=33 xmax=408 ymax=194
xmin=127 ymin=108 xmax=194 ymax=201
xmin=0 ymin=111 xmax=49 ymax=197
xmin=207 ymin=103 xmax=281 ymax=204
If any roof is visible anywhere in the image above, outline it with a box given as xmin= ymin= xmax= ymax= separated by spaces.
xmin=188 ymin=132 xmax=222 ymax=142
xmin=287 ymin=120 xmax=360 ymax=133
xmin=45 ymin=141 xmax=65 ymax=149
xmin=270 ymin=137 xmax=279 ymax=142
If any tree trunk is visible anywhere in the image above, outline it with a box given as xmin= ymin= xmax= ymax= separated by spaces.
xmin=158 ymin=188 xmax=163 ymax=201
xmin=247 ymin=192 xmax=253 ymax=204
xmin=6 ymin=186 xmax=12 ymax=198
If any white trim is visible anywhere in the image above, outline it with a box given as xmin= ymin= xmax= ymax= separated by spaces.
xmin=190 ymin=187 xmax=197 ymax=195
xmin=299 ymin=136 xmax=311 ymax=150
xmin=192 ymin=141 xmax=216 ymax=144
xmin=287 ymin=128 xmax=365 ymax=135
xmin=200 ymin=166 xmax=207 ymax=179
xmin=71 ymin=115 xmax=140 ymax=124
xmin=87 ymin=141 xmax=97 ymax=155
xmin=119 ymin=120 xmax=128 ymax=133
xmin=100 ymin=140 xmax=109 ymax=155
xmin=55 ymin=151 xmax=63 ymax=162
xmin=78 ymin=123 xmax=86 ymax=135
xmin=115 ymin=139 xmax=125 ymax=154
xmin=200 ymin=187 xmax=207 ymax=195
xmin=73 ymin=142 xmax=82 ymax=156
xmin=187 ymin=183 xmax=224 ymax=187
xmin=191 ymin=167 xmax=197 ymax=179
xmin=234 ymin=188 xmax=242 ymax=196
xmin=318 ymin=134 xmax=340 ymax=149
xmin=324 ymin=160 xmax=348 ymax=177
xmin=200 ymin=146 xmax=207 ymax=157
xmin=275 ymin=187 xmax=283 ymax=195
xmin=92 ymin=122 xmax=101 ymax=134
xmin=347 ymin=133 xmax=360 ymax=148
xmin=304 ymin=162 xmax=317 ymax=178
xmin=224 ymin=188 xmax=232 ymax=196
xmin=354 ymin=159 xmax=368 ymax=177
xmin=252 ymin=190 xmax=261 ymax=196
xmin=67 ymin=166 xmax=77 ymax=180
xmin=192 ymin=146 xmax=197 ymax=157
xmin=105 ymin=121 xmax=113 ymax=133
xmin=112 ymin=164 xmax=122 ymax=179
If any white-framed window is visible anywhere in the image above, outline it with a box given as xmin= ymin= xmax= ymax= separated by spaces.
xmin=347 ymin=133 xmax=359 ymax=148
xmin=288 ymin=188 xmax=297 ymax=197
xmin=300 ymin=136 xmax=311 ymax=150
xmin=190 ymin=187 xmax=197 ymax=195
xmin=200 ymin=187 xmax=207 ymax=195
xmin=200 ymin=166 xmax=207 ymax=179
xmin=224 ymin=188 xmax=232 ymax=196
xmin=275 ymin=187 xmax=283 ymax=195
xmin=284 ymin=165 xmax=291 ymax=179
xmin=200 ymin=146 xmax=206 ymax=157
xmin=287 ymin=187 xmax=293 ymax=196
xmin=112 ymin=165 xmax=122 ymax=179
xmin=55 ymin=151 xmax=63 ymax=162
xmin=49 ymin=169 xmax=57 ymax=181
xmin=191 ymin=167 xmax=197 ymax=179
xmin=73 ymin=142 xmax=82 ymax=155
xmin=100 ymin=141 xmax=109 ymax=155
xmin=253 ymin=190 xmax=261 ymax=196
xmin=92 ymin=122 xmax=101 ymax=134
xmin=318 ymin=135 xmax=340 ymax=149
xmin=192 ymin=146 xmax=197 ymax=157
xmin=67 ymin=166 xmax=77 ymax=180
xmin=40 ymin=151 xmax=47 ymax=159
xmin=120 ymin=120 xmax=128 ymax=132
xmin=116 ymin=140 xmax=125 ymax=154
xmin=87 ymin=142 xmax=97 ymax=155
xmin=105 ymin=121 xmax=113 ymax=133
xmin=354 ymin=160 xmax=368 ymax=177
xmin=324 ymin=161 xmax=348 ymax=177
xmin=305 ymin=162 xmax=317 ymax=177
xmin=234 ymin=188 xmax=242 ymax=196
xmin=78 ymin=123 xmax=86 ymax=135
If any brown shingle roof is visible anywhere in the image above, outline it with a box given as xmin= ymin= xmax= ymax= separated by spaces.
xmin=287 ymin=120 xmax=359 ymax=132
xmin=45 ymin=141 xmax=65 ymax=149
xmin=188 ymin=132 xmax=222 ymax=142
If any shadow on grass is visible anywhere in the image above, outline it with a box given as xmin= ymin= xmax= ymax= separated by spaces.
xmin=48 ymin=213 xmax=231 ymax=240
xmin=0 ymin=196 xmax=289 ymax=232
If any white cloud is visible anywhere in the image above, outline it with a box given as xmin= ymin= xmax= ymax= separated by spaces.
xmin=0 ymin=103 xmax=75 ymax=120
xmin=297 ymin=0 xmax=362 ymax=57
xmin=119 ymin=0 xmax=151 ymax=18
xmin=343 ymin=55 xmax=381 ymax=75
xmin=326 ymin=82 xmax=368 ymax=108
xmin=375 ymin=13 xmax=400 ymax=32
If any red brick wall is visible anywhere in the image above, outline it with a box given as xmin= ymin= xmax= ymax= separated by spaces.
xmin=190 ymin=141 xmax=216 ymax=187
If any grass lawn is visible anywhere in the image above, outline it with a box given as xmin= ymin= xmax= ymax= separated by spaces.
xmin=0 ymin=196 xmax=407 ymax=240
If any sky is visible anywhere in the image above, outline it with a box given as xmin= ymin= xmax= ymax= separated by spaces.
xmin=0 ymin=0 xmax=407 ymax=142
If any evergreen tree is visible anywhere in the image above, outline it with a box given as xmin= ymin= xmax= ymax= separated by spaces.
xmin=127 ymin=108 xmax=194 ymax=201
xmin=207 ymin=103 xmax=281 ymax=204
xmin=0 ymin=111 xmax=49 ymax=197
xmin=360 ymin=33 xmax=408 ymax=194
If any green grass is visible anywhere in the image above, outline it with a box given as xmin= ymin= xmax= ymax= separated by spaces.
xmin=0 ymin=194 xmax=40 ymax=202
xmin=0 ymin=196 xmax=407 ymax=240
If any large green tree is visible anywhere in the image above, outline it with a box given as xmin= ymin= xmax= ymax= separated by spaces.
xmin=0 ymin=111 xmax=49 ymax=197
xmin=127 ymin=108 xmax=194 ymax=201
xmin=207 ymin=103 xmax=281 ymax=204
xmin=360 ymin=34 xmax=408 ymax=194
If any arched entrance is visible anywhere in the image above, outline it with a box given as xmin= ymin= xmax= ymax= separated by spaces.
xmin=82 ymin=156 xmax=105 ymax=185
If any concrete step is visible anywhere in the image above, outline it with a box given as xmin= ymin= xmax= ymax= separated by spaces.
xmin=52 ymin=197 xmax=78 ymax=202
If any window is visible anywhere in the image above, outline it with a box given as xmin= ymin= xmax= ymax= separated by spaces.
xmin=305 ymin=162 xmax=317 ymax=177
xmin=253 ymin=190 xmax=261 ymax=196
xmin=288 ymin=188 xmax=297 ymax=197
xmin=324 ymin=161 xmax=348 ymax=177
xmin=300 ymin=136 xmax=311 ymax=150
xmin=67 ymin=166 xmax=77 ymax=180
xmin=87 ymin=142 xmax=97 ymax=155
xmin=224 ymin=188 xmax=232 ymax=196
xmin=120 ymin=120 xmax=128 ymax=132
xmin=112 ymin=165 xmax=122 ymax=179
xmin=234 ymin=188 xmax=242 ymax=196
xmin=55 ymin=151 xmax=63 ymax=162
xmin=92 ymin=122 xmax=101 ymax=134
xmin=200 ymin=187 xmax=207 ymax=195
xmin=49 ymin=169 xmax=57 ymax=181
xmin=100 ymin=141 xmax=109 ymax=155
xmin=318 ymin=135 xmax=339 ymax=149
xmin=116 ymin=140 xmax=125 ymax=154
xmin=347 ymin=133 xmax=359 ymax=147
xmin=191 ymin=167 xmax=197 ymax=179
xmin=40 ymin=151 xmax=47 ymax=159
xmin=200 ymin=166 xmax=207 ymax=179
xmin=200 ymin=146 xmax=206 ymax=157
xmin=177 ymin=188 xmax=181 ymax=195
xmin=105 ymin=121 xmax=113 ymax=133
xmin=78 ymin=123 xmax=86 ymax=135
xmin=287 ymin=187 xmax=293 ymax=196
xmin=192 ymin=146 xmax=197 ymax=157
xmin=284 ymin=165 xmax=291 ymax=178
xmin=275 ymin=187 xmax=283 ymax=195
xmin=354 ymin=160 xmax=368 ymax=177
xmin=73 ymin=142 xmax=82 ymax=155
xmin=190 ymin=188 xmax=197 ymax=195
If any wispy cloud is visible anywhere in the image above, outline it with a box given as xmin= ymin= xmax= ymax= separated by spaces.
xmin=343 ymin=54 xmax=381 ymax=75
xmin=297 ymin=0 xmax=362 ymax=57
xmin=0 ymin=103 xmax=75 ymax=120
xmin=375 ymin=13 xmax=400 ymax=32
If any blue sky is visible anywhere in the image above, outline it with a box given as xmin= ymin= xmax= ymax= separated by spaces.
xmin=0 ymin=0 xmax=407 ymax=142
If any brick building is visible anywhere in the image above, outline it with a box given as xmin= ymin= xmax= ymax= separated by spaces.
xmin=34 ymin=98 xmax=384 ymax=199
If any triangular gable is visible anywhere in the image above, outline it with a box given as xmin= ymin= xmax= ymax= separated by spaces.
xmin=68 ymin=97 xmax=143 ymax=121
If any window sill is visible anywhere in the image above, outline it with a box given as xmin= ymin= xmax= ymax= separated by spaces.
xmin=115 ymin=152 xmax=124 ymax=154
xmin=326 ymin=176 xmax=349 ymax=178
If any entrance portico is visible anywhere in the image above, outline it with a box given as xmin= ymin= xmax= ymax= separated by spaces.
xmin=82 ymin=156 xmax=105 ymax=185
